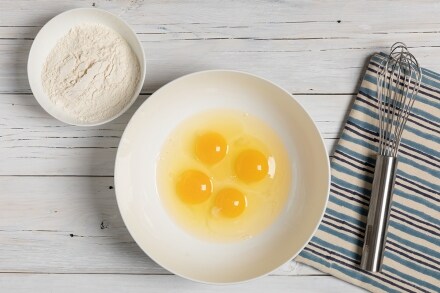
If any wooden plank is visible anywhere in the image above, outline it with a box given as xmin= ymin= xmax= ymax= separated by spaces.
xmin=0 ymin=94 xmax=352 ymax=175
xmin=0 ymin=176 xmax=324 ymax=276
xmin=1 ymin=0 xmax=440 ymax=30
xmin=0 ymin=274 xmax=365 ymax=292
xmin=1 ymin=1 xmax=440 ymax=94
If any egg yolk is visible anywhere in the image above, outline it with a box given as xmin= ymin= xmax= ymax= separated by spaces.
xmin=235 ymin=149 xmax=269 ymax=183
xmin=195 ymin=132 xmax=228 ymax=165
xmin=176 ymin=170 xmax=212 ymax=204
xmin=215 ymin=188 xmax=247 ymax=218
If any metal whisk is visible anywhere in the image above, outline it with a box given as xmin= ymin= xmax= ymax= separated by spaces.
xmin=360 ymin=43 xmax=422 ymax=272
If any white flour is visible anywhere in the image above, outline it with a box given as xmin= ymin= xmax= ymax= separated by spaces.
xmin=41 ymin=23 xmax=140 ymax=123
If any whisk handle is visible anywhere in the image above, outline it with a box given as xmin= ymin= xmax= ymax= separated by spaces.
xmin=361 ymin=155 xmax=398 ymax=272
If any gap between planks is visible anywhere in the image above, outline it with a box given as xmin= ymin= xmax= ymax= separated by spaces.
xmin=0 ymin=92 xmax=356 ymax=96
xmin=0 ymin=271 xmax=328 ymax=277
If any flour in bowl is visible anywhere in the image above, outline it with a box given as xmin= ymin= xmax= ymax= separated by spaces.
xmin=41 ymin=23 xmax=140 ymax=123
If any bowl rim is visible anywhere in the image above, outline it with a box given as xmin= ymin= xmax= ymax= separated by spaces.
xmin=114 ymin=69 xmax=331 ymax=284
xmin=27 ymin=7 xmax=147 ymax=126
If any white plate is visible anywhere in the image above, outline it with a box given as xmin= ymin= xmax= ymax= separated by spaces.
xmin=115 ymin=70 xmax=330 ymax=284
xmin=27 ymin=8 xmax=146 ymax=126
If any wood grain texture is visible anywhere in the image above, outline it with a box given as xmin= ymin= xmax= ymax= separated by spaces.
xmin=0 ymin=274 xmax=366 ymax=292
xmin=0 ymin=94 xmax=352 ymax=175
xmin=2 ymin=1 xmax=440 ymax=94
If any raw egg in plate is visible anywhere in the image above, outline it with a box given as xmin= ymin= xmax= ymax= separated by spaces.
xmin=157 ymin=109 xmax=291 ymax=242
xmin=115 ymin=70 xmax=330 ymax=284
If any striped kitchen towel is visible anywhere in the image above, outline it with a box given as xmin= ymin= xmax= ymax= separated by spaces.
xmin=296 ymin=53 xmax=440 ymax=293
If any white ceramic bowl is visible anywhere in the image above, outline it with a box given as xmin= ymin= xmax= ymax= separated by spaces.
xmin=115 ymin=70 xmax=330 ymax=284
xmin=27 ymin=8 xmax=146 ymax=126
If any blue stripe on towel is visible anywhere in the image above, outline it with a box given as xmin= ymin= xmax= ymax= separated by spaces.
xmin=337 ymin=142 xmax=440 ymax=179
xmin=382 ymin=265 xmax=440 ymax=292
xmin=311 ymin=236 xmax=362 ymax=261
xmin=392 ymin=202 xmax=440 ymax=227
xmin=300 ymin=250 xmax=399 ymax=293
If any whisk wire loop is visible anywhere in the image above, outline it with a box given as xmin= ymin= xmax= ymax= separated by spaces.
xmin=376 ymin=43 xmax=422 ymax=157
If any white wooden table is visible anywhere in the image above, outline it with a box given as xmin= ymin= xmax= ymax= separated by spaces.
xmin=1 ymin=1 xmax=438 ymax=291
